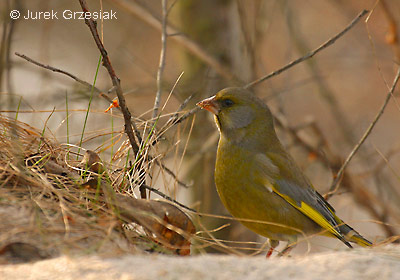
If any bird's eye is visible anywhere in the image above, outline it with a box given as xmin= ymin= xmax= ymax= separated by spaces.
xmin=222 ymin=99 xmax=234 ymax=107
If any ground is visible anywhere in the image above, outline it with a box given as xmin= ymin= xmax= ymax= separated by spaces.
xmin=1 ymin=246 xmax=399 ymax=280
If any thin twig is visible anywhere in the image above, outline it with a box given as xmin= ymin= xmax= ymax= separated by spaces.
xmin=326 ymin=66 xmax=400 ymax=199
xmin=14 ymin=52 xmax=128 ymax=110
xmin=152 ymin=0 xmax=168 ymax=121
xmin=15 ymin=51 xmax=190 ymax=191
xmin=142 ymin=184 xmax=196 ymax=213
xmin=165 ymin=93 xmax=195 ymax=126
xmin=244 ymin=9 xmax=368 ymax=89
xmin=176 ymin=93 xmax=195 ymax=112
xmin=78 ymin=0 xmax=141 ymax=157
xmin=5 ymin=1 xmax=17 ymax=96
xmin=174 ymin=107 xmax=200 ymax=124
xmin=110 ymin=0 xmax=239 ymax=83
xmin=156 ymin=161 xmax=190 ymax=188
xmin=0 ymin=1 xmax=10 ymax=93
xmin=275 ymin=96 xmax=398 ymax=235
xmin=15 ymin=52 xmax=103 ymax=93
xmin=236 ymin=0 xmax=257 ymax=81
xmin=151 ymin=73 xmax=191 ymax=189
xmin=148 ymin=106 xmax=199 ymax=152
xmin=151 ymin=88 xmax=195 ymax=146
xmin=283 ymin=4 xmax=358 ymax=147
xmin=154 ymin=107 xmax=201 ymax=143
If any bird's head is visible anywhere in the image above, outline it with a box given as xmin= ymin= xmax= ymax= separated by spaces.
xmin=197 ymin=87 xmax=275 ymax=144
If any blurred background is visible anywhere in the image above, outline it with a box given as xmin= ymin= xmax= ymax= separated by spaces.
xmin=1 ymin=0 xmax=400 ymax=255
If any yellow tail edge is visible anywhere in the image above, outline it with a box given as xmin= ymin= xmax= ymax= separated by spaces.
xmin=350 ymin=234 xmax=372 ymax=247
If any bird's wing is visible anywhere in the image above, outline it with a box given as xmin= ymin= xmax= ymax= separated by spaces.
xmin=256 ymin=153 xmax=352 ymax=247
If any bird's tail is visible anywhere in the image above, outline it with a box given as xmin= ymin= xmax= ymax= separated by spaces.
xmin=339 ymin=223 xmax=372 ymax=247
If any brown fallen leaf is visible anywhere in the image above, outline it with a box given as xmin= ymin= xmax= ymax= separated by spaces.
xmin=80 ymin=150 xmax=105 ymax=174
xmin=80 ymin=178 xmax=196 ymax=255
xmin=114 ymin=194 xmax=196 ymax=256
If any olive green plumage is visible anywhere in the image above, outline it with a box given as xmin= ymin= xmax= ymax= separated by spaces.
xmin=197 ymin=87 xmax=371 ymax=249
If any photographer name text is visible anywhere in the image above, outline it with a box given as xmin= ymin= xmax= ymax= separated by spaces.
xmin=10 ymin=9 xmax=117 ymax=20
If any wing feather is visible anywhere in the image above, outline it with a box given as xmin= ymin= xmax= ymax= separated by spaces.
xmin=256 ymin=153 xmax=352 ymax=247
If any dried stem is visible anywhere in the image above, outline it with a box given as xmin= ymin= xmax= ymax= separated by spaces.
xmin=110 ymin=0 xmax=238 ymax=82
xmin=15 ymin=52 xmax=102 ymax=93
xmin=152 ymin=0 xmax=168 ymax=121
xmin=15 ymin=51 xmax=189 ymax=190
xmin=78 ymin=0 xmax=141 ymax=156
xmin=326 ymin=66 xmax=400 ymax=199
xmin=244 ymin=9 xmax=368 ymax=89
xmin=152 ymin=92 xmax=196 ymax=146
xmin=15 ymin=52 xmax=126 ymax=114
xmin=142 ymin=184 xmax=196 ymax=213
xmin=5 ymin=3 xmax=17 ymax=96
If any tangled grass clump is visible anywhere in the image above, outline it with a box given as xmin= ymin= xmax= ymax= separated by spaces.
xmin=0 ymin=115 xmax=195 ymax=264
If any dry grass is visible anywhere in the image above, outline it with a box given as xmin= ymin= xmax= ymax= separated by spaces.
xmin=0 ymin=114 xmax=195 ymax=264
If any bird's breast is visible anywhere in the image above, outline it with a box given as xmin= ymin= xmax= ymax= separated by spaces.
xmin=214 ymin=141 xmax=321 ymax=239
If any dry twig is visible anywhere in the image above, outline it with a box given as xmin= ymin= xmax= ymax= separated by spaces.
xmin=15 ymin=52 xmax=102 ymax=94
xmin=152 ymin=0 xmax=168 ymax=121
xmin=110 ymin=0 xmax=238 ymax=82
xmin=15 ymin=51 xmax=190 ymax=190
xmin=78 ymin=0 xmax=141 ymax=156
xmin=244 ymin=9 xmax=368 ymax=89
xmin=326 ymin=66 xmax=400 ymax=199
xmin=14 ymin=52 xmax=119 ymax=107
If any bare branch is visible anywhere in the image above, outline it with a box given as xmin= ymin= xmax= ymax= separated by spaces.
xmin=152 ymin=92 xmax=196 ymax=146
xmin=142 ymin=184 xmax=196 ymax=213
xmin=15 ymin=52 xmax=129 ymax=115
xmin=15 ymin=52 xmax=102 ymax=93
xmin=152 ymin=0 xmax=168 ymax=121
xmin=110 ymin=0 xmax=239 ymax=82
xmin=244 ymin=9 xmax=368 ymax=89
xmin=15 ymin=50 xmax=190 ymax=192
xmin=156 ymin=162 xmax=190 ymax=189
xmin=326 ymin=66 xmax=400 ymax=199
xmin=78 ymin=0 xmax=141 ymax=156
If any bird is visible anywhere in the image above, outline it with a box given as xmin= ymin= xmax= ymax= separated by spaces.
xmin=197 ymin=87 xmax=372 ymax=256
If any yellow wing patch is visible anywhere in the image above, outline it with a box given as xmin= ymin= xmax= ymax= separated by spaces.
xmin=255 ymin=153 xmax=343 ymax=239
xmin=299 ymin=201 xmax=341 ymax=237
xmin=272 ymin=189 xmax=341 ymax=238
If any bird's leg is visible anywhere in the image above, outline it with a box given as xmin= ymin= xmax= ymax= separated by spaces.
xmin=266 ymin=248 xmax=274 ymax=258
xmin=278 ymin=242 xmax=295 ymax=257
xmin=266 ymin=239 xmax=279 ymax=258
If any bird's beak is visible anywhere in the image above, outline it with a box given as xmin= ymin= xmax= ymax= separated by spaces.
xmin=196 ymin=96 xmax=220 ymax=115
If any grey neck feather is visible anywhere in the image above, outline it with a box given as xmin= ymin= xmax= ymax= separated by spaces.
xmin=218 ymin=107 xmax=255 ymax=144
xmin=225 ymin=106 xmax=254 ymax=129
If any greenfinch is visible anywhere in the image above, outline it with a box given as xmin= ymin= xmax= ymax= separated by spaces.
xmin=197 ymin=87 xmax=371 ymax=255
